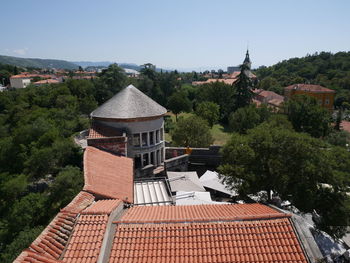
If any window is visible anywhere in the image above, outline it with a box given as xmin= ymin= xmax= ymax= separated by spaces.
xmin=318 ymin=100 xmax=322 ymax=105
xmin=149 ymin=131 xmax=154 ymax=145
xmin=157 ymin=150 xmax=160 ymax=165
xmin=156 ymin=130 xmax=160 ymax=143
xmin=142 ymin=132 xmax=148 ymax=146
xmin=150 ymin=151 xmax=155 ymax=165
xmin=142 ymin=153 xmax=149 ymax=167
xmin=133 ymin=134 xmax=140 ymax=147
xmin=135 ymin=154 xmax=141 ymax=169
xmin=160 ymin=128 xmax=164 ymax=141
xmin=325 ymin=98 xmax=330 ymax=105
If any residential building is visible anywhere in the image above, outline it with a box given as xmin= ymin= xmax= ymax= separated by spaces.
xmin=9 ymin=74 xmax=31 ymax=88
xmin=284 ymin=84 xmax=336 ymax=110
xmin=253 ymin=89 xmax=285 ymax=109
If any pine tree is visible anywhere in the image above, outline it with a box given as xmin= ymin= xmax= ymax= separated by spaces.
xmin=233 ymin=63 xmax=254 ymax=110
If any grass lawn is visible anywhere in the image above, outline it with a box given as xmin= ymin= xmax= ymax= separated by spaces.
xmin=165 ymin=112 xmax=231 ymax=146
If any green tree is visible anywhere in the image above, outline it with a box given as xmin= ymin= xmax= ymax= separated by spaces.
xmin=197 ymin=82 xmax=235 ymax=123
xmin=47 ymin=166 xmax=83 ymax=216
xmin=167 ymin=92 xmax=192 ymax=121
xmin=171 ymin=115 xmax=213 ymax=147
xmin=195 ymin=101 xmax=220 ymax=127
xmin=284 ymin=94 xmax=331 ymax=137
xmin=219 ymin=122 xmax=350 ymax=237
xmin=233 ymin=64 xmax=254 ymax=110
xmin=0 ymin=226 xmax=44 ymax=263
xmin=229 ymin=104 xmax=271 ymax=134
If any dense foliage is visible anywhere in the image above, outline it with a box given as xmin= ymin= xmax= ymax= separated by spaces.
xmin=284 ymin=95 xmax=332 ymax=137
xmin=255 ymin=51 xmax=350 ymax=106
xmin=171 ymin=115 xmax=213 ymax=147
xmin=0 ymin=79 xmax=99 ymax=262
xmin=219 ymin=119 xmax=350 ymax=238
xmin=195 ymin=101 xmax=220 ymax=127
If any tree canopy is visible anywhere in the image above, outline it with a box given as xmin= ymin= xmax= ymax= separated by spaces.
xmin=195 ymin=101 xmax=220 ymax=127
xmin=284 ymin=94 xmax=332 ymax=137
xmin=219 ymin=121 xmax=350 ymax=238
xmin=171 ymin=115 xmax=213 ymax=147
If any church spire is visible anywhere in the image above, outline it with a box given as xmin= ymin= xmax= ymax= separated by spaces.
xmin=243 ymin=49 xmax=251 ymax=69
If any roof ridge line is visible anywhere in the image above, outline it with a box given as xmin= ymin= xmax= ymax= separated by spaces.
xmin=113 ymin=213 xmax=291 ymax=225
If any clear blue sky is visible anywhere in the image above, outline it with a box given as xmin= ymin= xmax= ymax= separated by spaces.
xmin=1 ymin=0 xmax=350 ymax=70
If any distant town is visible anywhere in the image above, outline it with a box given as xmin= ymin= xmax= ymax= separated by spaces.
xmin=1 ymin=50 xmax=350 ymax=263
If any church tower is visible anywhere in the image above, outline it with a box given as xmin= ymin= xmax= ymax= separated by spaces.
xmin=243 ymin=49 xmax=252 ymax=69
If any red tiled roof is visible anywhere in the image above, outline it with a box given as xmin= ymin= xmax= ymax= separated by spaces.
xmin=14 ymin=250 xmax=63 ymax=263
xmin=285 ymin=84 xmax=335 ymax=93
xmin=63 ymin=215 xmax=109 ymax=263
xmin=29 ymin=212 xmax=77 ymax=259
xmin=110 ymin=218 xmax=307 ymax=263
xmin=83 ymin=147 xmax=133 ymax=203
xmin=81 ymin=199 xmax=123 ymax=215
xmin=88 ymin=122 xmax=123 ymax=139
xmin=117 ymin=203 xmax=287 ymax=224
xmin=34 ymin=79 xmax=60 ymax=84
xmin=61 ymin=191 xmax=95 ymax=214
xmin=341 ymin=121 xmax=350 ymax=133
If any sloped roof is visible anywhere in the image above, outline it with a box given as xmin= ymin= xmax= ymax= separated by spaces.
xmin=134 ymin=180 xmax=172 ymax=206
xmin=14 ymin=250 xmax=63 ymax=263
xmin=63 ymin=214 xmax=109 ymax=263
xmin=83 ymin=146 xmax=133 ymax=203
xmin=285 ymin=84 xmax=335 ymax=93
xmin=167 ymin=171 xmax=206 ymax=192
xmin=90 ymin=84 xmax=167 ymax=119
xmin=200 ymin=170 xmax=237 ymax=196
xmin=175 ymin=191 xmax=229 ymax=205
xmin=117 ymin=203 xmax=286 ymax=224
xmin=81 ymin=199 xmax=123 ymax=215
xmin=110 ymin=218 xmax=307 ymax=263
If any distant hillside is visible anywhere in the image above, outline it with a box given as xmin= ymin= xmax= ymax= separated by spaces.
xmin=255 ymin=51 xmax=350 ymax=92
xmin=0 ymin=55 xmax=78 ymax=70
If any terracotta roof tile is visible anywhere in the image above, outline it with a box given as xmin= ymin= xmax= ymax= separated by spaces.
xmin=83 ymin=147 xmax=133 ymax=203
xmin=81 ymin=199 xmax=123 ymax=215
xmin=88 ymin=122 xmax=123 ymax=139
xmin=285 ymin=84 xmax=335 ymax=93
xmin=62 ymin=214 xmax=109 ymax=263
xmin=117 ymin=203 xmax=287 ymax=224
xmin=29 ymin=212 xmax=77 ymax=259
xmin=61 ymin=191 xmax=95 ymax=214
xmin=14 ymin=250 xmax=63 ymax=263
xmin=110 ymin=218 xmax=307 ymax=263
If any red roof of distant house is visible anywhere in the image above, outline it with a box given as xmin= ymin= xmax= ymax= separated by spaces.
xmin=83 ymin=146 xmax=133 ymax=202
xmin=110 ymin=218 xmax=307 ymax=263
xmin=117 ymin=203 xmax=287 ymax=224
xmin=192 ymin=78 xmax=238 ymax=86
xmin=285 ymin=84 xmax=335 ymax=93
xmin=81 ymin=199 xmax=123 ymax=215
xmin=34 ymin=79 xmax=60 ymax=85
xmin=341 ymin=121 xmax=350 ymax=133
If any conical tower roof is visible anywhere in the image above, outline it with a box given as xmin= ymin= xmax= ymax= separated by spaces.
xmin=91 ymin=85 xmax=167 ymax=119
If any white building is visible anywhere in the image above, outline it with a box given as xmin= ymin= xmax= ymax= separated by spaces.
xmin=10 ymin=75 xmax=31 ymax=88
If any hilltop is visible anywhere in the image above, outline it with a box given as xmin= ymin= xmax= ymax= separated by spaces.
xmin=0 ymin=55 xmax=78 ymax=70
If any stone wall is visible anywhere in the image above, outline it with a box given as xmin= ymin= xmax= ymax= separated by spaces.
xmin=164 ymin=154 xmax=189 ymax=172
